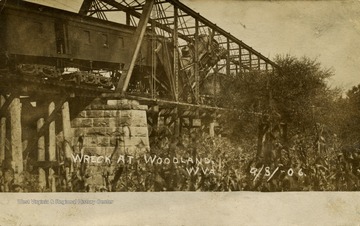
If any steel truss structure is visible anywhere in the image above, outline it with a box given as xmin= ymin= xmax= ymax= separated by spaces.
xmin=79 ymin=0 xmax=278 ymax=106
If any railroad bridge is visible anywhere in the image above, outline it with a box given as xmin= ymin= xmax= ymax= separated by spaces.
xmin=0 ymin=0 xmax=278 ymax=191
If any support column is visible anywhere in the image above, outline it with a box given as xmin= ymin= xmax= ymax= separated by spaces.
xmin=9 ymin=97 xmax=23 ymax=177
xmin=174 ymin=108 xmax=180 ymax=137
xmin=239 ymin=45 xmax=242 ymax=76
xmin=0 ymin=95 xmax=6 ymax=165
xmin=173 ymin=5 xmax=179 ymax=101
xmin=226 ymin=38 xmax=230 ymax=76
xmin=61 ymin=101 xmax=72 ymax=159
xmin=48 ymin=101 xmax=56 ymax=192
xmin=126 ymin=13 xmax=131 ymax=26
xmin=194 ymin=19 xmax=200 ymax=103
xmin=37 ymin=118 xmax=46 ymax=190
xmin=209 ymin=122 xmax=215 ymax=137
xmin=61 ymin=101 xmax=72 ymax=190
xmin=78 ymin=0 xmax=94 ymax=15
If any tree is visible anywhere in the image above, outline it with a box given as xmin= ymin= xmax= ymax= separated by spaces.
xmin=338 ymin=84 xmax=360 ymax=144
xmin=272 ymin=55 xmax=338 ymax=134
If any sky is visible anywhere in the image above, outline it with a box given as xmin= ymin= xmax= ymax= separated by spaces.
xmin=29 ymin=0 xmax=360 ymax=91
xmin=182 ymin=0 xmax=360 ymax=91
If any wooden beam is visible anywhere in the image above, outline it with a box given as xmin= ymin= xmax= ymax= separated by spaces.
xmin=173 ymin=5 xmax=179 ymax=101
xmin=0 ymin=95 xmax=6 ymax=165
xmin=209 ymin=122 xmax=215 ymax=137
xmin=194 ymin=18 xmax=199 ymax=103
xmin=100 ymin=0 xmax=192 ymax=42
xmin=61 ymin=101 xmax=73 ymax=190
xmin=174 ymin=107 xmax=180 ymax=137
xmin=48 ymin=102 xmax=56 ymax=162
xmin=9 ymin=97 xmax=23 ymax=176
xmin=79 ymin=0 xmax=94 ymax=15
xmin=126 ymin=13 xmax=131 ymax=26
xmin=226 ymin=38 xmax=230 ymax=76
xmin=37 ymin=118 xmax=45 ymax=161
xmin=0 ymin=94 xmax=15 ymax=118
xmin=48 ymin=101 xmax=57 ymax=192
xmin=23 ymin=96 xmax=68 ymax=158
xmin=37 ymin=118 xmax=46 ymax=190
xmin=116 ymin=0 xmax=155 ymax=93
xmin=61 ymin=101 xmax=72 ymax=159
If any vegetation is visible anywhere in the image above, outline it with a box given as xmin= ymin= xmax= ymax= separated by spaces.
xmin=1 ymin=54 xmax=359 ymax=192
xmin=79 ymin=54 xmax=360 ymax=192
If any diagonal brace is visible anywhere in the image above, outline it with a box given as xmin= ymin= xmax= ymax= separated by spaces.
xmin=115 ymin=0 xmax=154 ymax=94
xmin=0 ymin=94 xmax=16 ymax=118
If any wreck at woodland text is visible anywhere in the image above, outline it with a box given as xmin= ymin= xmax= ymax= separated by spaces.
xmin=0 ymin=0 xmax=359 ymax=192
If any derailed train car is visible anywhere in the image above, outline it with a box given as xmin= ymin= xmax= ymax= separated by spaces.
xmin=0 ymin=1 xmax=152 ymax=88
xmin=0 ymin=1 xmax=227 ymax=101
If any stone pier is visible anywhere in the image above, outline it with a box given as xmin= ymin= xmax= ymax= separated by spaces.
xmin=71 ymin=99 xmax=150 ymax=158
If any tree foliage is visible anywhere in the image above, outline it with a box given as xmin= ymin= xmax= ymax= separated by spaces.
xmin=2 ymin=54 xmax=360 ymax=192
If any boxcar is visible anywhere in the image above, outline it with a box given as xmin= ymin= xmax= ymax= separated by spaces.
xmin=0 ymin=1 xmax=152 ymax=71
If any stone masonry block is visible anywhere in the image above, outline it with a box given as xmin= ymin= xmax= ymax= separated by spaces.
xmin=120 ymin=117 xmax=147 ymax=127
xmin=83 ymin=147 xmax=104 ymax=156
xmin=86 ymin=127 xmax=109 ymax=136
xmin=103 ymin=110 xmax=117 ymax=117
xmin=77 ymin=111 xmax=87 ymax=118
xmin=108 ymin=118 xmax=116 ymax=128
xmin=116 ymin=110 xmax=132 ymax=118
xmin=73 ymin=128 xmax=86 ymax=137
xmin=108 ymin=128 xmax=122 ymax=136
xmin=120 ymin=110 xmax=146 ymax=119
xmin=128 ymin=126 xmax=149 ymax=137
xmin=82 ymin=136 xmax=110 ymax=147
xmin=106 ymin=99 xmax=120 ymax=105
xmin=129 ymin=105 xmax=148 ymax=110
xmin=123 ymin=137 xmax=149 ymax=147
xmin=86 ymin=110 xmax=104 ymax=118
xmin=97 ymin=136 xmax=110 ymax=147
xmin=83 ymin=147 xmax=98 ymax=155
xmin=71 ymin=118 xmax=92 ymax=128
xmin=83 ymin=136 xmax=97 ymax=147
xmin=93 ymin=118 xmax=110 ymax=127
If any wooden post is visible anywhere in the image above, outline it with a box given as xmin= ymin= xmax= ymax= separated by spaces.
xmin=61 ymin=101 xmax=72 ymax=190
xmin=174 ymin=108 xmax=180 ymax=137
xmin=226 ymin=38 xmax=230 ymax=76
xmin=37 ymin=118 xmax=46 ymax=190
xmin=0 ymin=95 xmax=6 ymax=165
xmin=48 ymin=102 xmax=56 ymax=161
xmin=61 ymin=101 xmax=72 ymax=158
xmin=173 ymin=5 xmax=179 ymax=101
xmin=126 ymin=13 xmax=131 ymax=26
xmin=194 ymin=19 xmax=200 ymax=103
xmin=239 ymin=45 xmax=242 ymax=76
xmin=78 ymin=0 xmax=94 ymax=15
xmin=9 ymin=97 xmax=23 ymax=178
xmin=48 ymin=101 xmax=56 ymax=192
xmin=209 ymin=122 xmax=215 ymax=137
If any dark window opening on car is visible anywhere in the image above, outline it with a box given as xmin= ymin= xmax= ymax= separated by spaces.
xmin=102 ymin=34 xmax=108 ymax=47
xmin=55 ymin=21 xmax=68 ymax=54
xmin=118 ymin=36 xmax=124 ymax=48
xmin=84 ymin=30 xmax=91 ymax=44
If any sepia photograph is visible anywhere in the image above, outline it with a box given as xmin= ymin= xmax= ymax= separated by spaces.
xmin=0 ymin=0 xmax=360 ymax=224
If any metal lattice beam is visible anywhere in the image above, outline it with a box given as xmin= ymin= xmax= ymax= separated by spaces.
xmin=77 ymin=0 xmax=278 ymax=104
